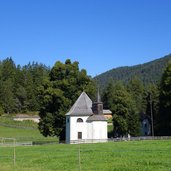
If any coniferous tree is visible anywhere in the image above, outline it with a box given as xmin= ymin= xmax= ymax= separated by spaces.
xmin=0 ymin=79 xmax=15 ymax=113
xmin=0 ymin=57 xmax=50 ymax=113
xmin=102 ymin=79 xmax=115 ymax=109
xmin=145 ymin=83 xmax=159 ymax=135
xmin=1 ymin=57 xmax=16 ymax=81
xmin=102 ymin=81 xmax=140 ymax=137
xmin=0 ymin=58 xmax=17 ymax=113
xmin=157 ymin=61 xmax=171 ymax=135
xmin=127 ymin=77 xmax=145 ymax=113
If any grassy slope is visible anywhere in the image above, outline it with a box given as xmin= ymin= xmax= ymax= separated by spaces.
xmin=0 ymin=140 xmax=171 ymax=171
xmin=0 ymin=116 xmax=57 ymax=142
xmin=0 ymin=125 xmax=53 ymax=141
xmin=0 ymin=115 xmax=38 ymax=128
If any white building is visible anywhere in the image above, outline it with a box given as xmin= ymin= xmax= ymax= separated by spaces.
xmin=66 ymin=91 xmax=107 ymax=144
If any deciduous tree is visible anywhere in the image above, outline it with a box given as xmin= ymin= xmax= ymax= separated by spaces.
xmin=38 ymin=59 xmax=96 ymax=138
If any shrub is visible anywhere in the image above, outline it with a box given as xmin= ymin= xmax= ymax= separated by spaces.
xmin=0 ymin=106 xmax=4 ymax=116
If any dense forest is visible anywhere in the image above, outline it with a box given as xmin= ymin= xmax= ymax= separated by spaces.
xmin=94 ymin=54 xmax=171 ymax=89
xmin=0 ymin=56 xmax=171 ymax=137
xmin=0 ymin=57 xmax=50 ymax=114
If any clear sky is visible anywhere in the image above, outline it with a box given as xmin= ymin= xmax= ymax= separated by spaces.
xmin=0 ymin=0 xmax=171 ymax=76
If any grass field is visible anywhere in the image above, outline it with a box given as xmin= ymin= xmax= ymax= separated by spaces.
xmin=0 ymin=140 xmax=171 ymax=171
xmin=0 ymin=115 xmax=38 ymax=128
xmin=0 ymin=125 xmax=57 ymax=143
xmin=0 ymin=116 xmax=57 ymax=142
xmin=0 ymin=116 xmax=171 ymax=171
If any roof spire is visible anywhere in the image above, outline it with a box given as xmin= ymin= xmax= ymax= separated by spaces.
xmin=92 ymin=86 xmax=103 ymax=114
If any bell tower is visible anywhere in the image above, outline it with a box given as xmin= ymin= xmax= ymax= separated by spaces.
xmin=92 ymin=88 xmax=103 ymax=114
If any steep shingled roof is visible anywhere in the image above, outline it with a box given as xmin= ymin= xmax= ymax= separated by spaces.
xmin=66 ymin=92 xmax=93 ymax=116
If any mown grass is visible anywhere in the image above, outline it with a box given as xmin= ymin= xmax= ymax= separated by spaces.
xmin=0 ymin=115 xmax=57 ymax=142
xmin=0 ymin=116 xmax=171 ymax=170
xmin=0 ymin=125 xmax=56 ymax=141
xmin=0 ymin=140 xmax=171 ymax=171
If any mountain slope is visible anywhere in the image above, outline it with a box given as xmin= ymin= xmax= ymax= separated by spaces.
xmin=94 ymin=54 xmax=171 ymax=88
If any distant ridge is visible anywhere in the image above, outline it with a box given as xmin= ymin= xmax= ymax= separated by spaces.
xmin=94 ymin=54 xmax=171 ymax=88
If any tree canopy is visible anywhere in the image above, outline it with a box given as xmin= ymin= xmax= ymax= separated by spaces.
xmin=38 ymin=59 xmax=96 ymax=138
xmin=157 ymin=61 xmax=171 ymax=135
xmin=95 ymin=54 xmax=171 ymax=89
xmin=102 ymin=81 xmax=140 ymax=137
xmin=0 ymin=57 xmax=50 ymax=113
xmin=0 ymin=57 xmax=170 ymax=136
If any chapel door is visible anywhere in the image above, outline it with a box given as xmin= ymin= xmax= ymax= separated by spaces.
xmin=78 ymin=132 xmax=82 ymax=139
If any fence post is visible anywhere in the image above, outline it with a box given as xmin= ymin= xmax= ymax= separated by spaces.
xmin=13 ymin=138 xmax=16 ymax=166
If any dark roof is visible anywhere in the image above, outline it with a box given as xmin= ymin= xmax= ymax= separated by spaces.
xmin=86 ymin=114 xmax=107 ymax=122
xmin=66 ymin=92 xmax=93 ymax=116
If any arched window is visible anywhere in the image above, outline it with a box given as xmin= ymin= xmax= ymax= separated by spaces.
xmin=77 ymin=118 xmax=83 ymax=122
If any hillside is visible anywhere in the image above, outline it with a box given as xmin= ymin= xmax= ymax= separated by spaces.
xmin=94 ymin=54 xmax=171 ymax=88
xmin=0 ymin=115 xmax=57 ymax=143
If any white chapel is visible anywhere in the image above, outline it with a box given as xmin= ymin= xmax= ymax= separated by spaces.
xmin=65 ymin=91 xmax=107 ymax=143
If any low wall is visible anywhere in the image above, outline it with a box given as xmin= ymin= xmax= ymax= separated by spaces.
xmin=67 ymin=136 xmax=171 ymax=144
xmin=13 ymin=116 xmax=40 ymax=123
xmin=69 ymin=139 xmax=108 ymax=144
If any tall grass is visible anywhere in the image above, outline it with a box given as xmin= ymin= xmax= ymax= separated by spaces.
xmin=0 ymin=140 xmax=171 ymax=171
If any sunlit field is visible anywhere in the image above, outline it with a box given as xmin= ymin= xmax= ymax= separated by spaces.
xmin=1 ymin=116 xmax=171 ymax=171
xmin=0 ymin=140 xmax=171 ymax=171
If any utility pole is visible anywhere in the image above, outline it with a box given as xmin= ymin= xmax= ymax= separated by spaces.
xmin=149 ymin=93 xmax=154 ymax=137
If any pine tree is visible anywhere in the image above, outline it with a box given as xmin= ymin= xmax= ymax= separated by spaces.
xmin=0 ymin=58 xmax=17 ymax=113
xmin=102 ymin=81 xmax=140 ymax=137
xmin=157 ymin=61 xmax=171 ymax=135
xmin=145 ymin=83 xmax=159 ymax=135
xmin=127 ymin=77 xmax=145 ymax=113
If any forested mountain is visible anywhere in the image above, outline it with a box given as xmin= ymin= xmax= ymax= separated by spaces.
xmin=1 ymin=56 xmax=170 ymax=136
xmin=94 ymin=54 xmax=171 ymax=88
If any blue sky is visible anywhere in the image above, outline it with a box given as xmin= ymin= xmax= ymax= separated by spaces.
xmin=0 ymin=0 xmax=171 ymax=76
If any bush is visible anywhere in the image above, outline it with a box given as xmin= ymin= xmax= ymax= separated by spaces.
xmin=0 ymin=106 xmax=4 ymax=116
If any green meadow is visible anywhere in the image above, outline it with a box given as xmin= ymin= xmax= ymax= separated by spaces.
xmin=0 ymin=139 xmax=171 ymax=171
xmin=0 ymin=117 xmax=171 ymax=171
xmin=0 ymin=116 xmax=57 ymax=142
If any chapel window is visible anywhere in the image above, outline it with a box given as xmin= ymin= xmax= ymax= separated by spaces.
xmin=77 ymin=118 xmax=83 ymax=122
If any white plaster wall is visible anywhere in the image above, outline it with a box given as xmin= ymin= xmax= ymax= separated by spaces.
xmin=66 ymin=115 xmax=108 ymax=143
xmin=92 ymin=121 xmax=107 ymax=140
xmin=70 ymin=116 xmax=89 ymax=141
xmin=87 ymin=122 xmax=93 ymax=139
